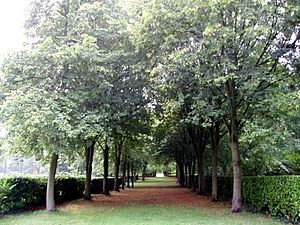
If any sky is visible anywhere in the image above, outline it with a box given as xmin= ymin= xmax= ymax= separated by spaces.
xmin=0 ymin=0 xmax=32 ymax=55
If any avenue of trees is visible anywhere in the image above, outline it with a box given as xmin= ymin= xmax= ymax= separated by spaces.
xmin=0 ymin=0 xmax=299 ymax=213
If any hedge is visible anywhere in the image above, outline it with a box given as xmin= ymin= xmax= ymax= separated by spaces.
xmin=191 ymin=175 xmax=300 ymax=222
xmin=242 ymin=176 xmax=300 ymax=222
xmin=0 ymin=176 xmax=121 ymax=214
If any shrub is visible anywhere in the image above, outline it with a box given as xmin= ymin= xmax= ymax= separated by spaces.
xmin=55 ymin=176 xmax=85 ymax=202
xmin=0 ymin=176 xmax=122 ymax=214
xmin=242 ymin=176 xmax=300 ymax=222
xmin=193 ymin=175 xmax=300 ymax=221
xmin=0 ymin=177 xmax=46 ymax=214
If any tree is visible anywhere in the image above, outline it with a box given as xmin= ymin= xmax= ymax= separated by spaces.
xmin=128 ymin=0 xmax=298 ymax=211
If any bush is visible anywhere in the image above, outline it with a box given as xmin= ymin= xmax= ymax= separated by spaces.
xmin=242 ymin=176 xmax=300 ymax=222
xmin=0 ymin=176 xmax=122 ymax=214
xmin=192 ymin=175 xmax=300 ymax=222
xmin=55 ymin=177 xmax=85 ymax=202
xmin=0 ymin=177 xmax=46 ymax=214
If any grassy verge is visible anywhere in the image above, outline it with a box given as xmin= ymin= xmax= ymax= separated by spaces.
xmin=0 ymin=204 xmax=282 ymax=225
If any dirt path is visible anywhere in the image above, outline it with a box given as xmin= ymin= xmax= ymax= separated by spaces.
xmin=62 ymin=178 xmax=230 ymax=212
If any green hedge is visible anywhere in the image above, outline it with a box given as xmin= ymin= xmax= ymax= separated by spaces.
xmin=242 ymin=176 xmax=300 ymax=222
xmin=0 ymin=177 xmax=46 ymax=213
xmin=193 ymin=175 xmax=300 ymax=222
xmin=0 ymin=176 xmax=121 ymax=214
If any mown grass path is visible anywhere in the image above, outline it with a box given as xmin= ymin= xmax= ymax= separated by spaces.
xmin=0 ymin=177 xmax=282 ymax=225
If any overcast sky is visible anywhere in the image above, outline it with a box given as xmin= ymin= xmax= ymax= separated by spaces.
xmin=0 ymin=0 xmax=31 ymax=55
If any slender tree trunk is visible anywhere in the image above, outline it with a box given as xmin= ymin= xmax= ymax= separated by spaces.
xmin=210 ymin=124 xmax=220 ymax=202
xmin=184 ymin=163 xmax=188 ymax=187
xmin=187 ymin=162 xmax=192 ymax=189
xmin=114 ymin=141 xmax=122 ymax=191
xmin=84 ymin=140 xmax=95 ymax=200
xmin=197 ymin=148 xmax=205 ymax=195
xmin=46 ymin=153 xmax=58 ymax=211
xmin=191 ymin=159 xmax=196 ymax=192
xmin=142 ymin=164 xmax=147 ymax=181
xmin=178 ymin=162 xmax=185 ymax=187
xmin=102 ymin=143 xmax=110 ymax=195
xmin=131 ymin=163 xmax=134 ymax=188
xmin=176 ymin=164 xmax=180 ymax=184
xmin=230 ymin=137 xmax=241 ymax=212
xmin=127 ymin=161 xmax=130 ymax=188
xmin=122 ymin=158 xmax=126 ymax=190
xmin=227 ymin=79 xmax=242 ymax=212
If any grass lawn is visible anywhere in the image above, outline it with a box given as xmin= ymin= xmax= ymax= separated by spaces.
xmin=134 ymin=176 xmax=176 ymax=186
xmin=0 ymin=177 xmax=283 ymax=225
xmin=0 ymin=205 xmax=282 ymax=225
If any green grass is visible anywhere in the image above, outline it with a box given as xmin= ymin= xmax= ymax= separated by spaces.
xmin=0 ymin=204 xmax=282 ymax=225
xmin=134 ymin=176 xmax=176 ymax=187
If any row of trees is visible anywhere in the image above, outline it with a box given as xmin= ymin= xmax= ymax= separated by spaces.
xmin=0 ymin=0 xmax=299 ymax=213
xmin=131 ymin=0 xmax=299 ymax=212
xmin=0 ymin=0 xmax=153 ymax=211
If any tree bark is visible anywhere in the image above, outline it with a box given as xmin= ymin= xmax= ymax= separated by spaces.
xmin=227 ymin=79 xmax=242 ymax=212
xmin=84 ymin=140 xmax=96 ymax=200
xmin=177 ymin=161 xmax=185 ymax=187
xmin=230 ymin=137 xmax=241 ymax=212
xmin=197 ymin=149 xmax=205 ymax=194
xmin=127 ymin=161 xmax=130 ymax=188
xmin=102 ymin=143 xmax=110 ymax=195
xmin=142 ymin=164 xmax=147 ymax=181
xmin=122 ymin=158 xmax=126 ymax=190
xmin=184 ymin=163 xmax=188 ymax=187
xmin=191 ymin=159 xmax=196 ymax=192
xmin=131 ymin=163 xmax=134 ymax=188
xmin=186 ymin=126 xmax=207 ymax=194
xmin=46 ymin=153 xmax=58 ymax=211
xmin=210 ymin=123 xmax=220 ymax=202
xmin=114 ymin=139 xmax=123 ymax=192
xmin=187 ymin=162 xmax=192 ymax=189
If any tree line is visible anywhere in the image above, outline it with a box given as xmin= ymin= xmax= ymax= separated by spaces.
xmin=0 ymin=0 xmax=299 ymax=213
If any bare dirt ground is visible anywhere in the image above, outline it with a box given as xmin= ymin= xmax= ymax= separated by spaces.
xmin=61 ymin=179 xmax=230 ymax=213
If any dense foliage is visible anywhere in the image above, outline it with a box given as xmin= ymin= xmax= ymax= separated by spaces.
xmin=0 ymin=0 xmax=299 ymax=214
xmin=242 ymin=176 xmax=300 ymax=222
xmin=0 ymin=176 xmax=119 ymax=214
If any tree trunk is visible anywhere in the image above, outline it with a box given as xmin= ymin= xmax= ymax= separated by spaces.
xmin=102 ymin=143 xmax=110 ymax=195
xmin=230 ymin=138 xmax=241 ymax=212
xmin=127 ymin=161 xmax=130 ymax=188
xmin=84 ymin=140 xmax=95 ymax=200
xmin=210 ymin=123 xmax=220 ymax=202
xmin=177 ymin=162 xmax=185 ymax=187
xmin=184 ymin=163 xmax=188 ymax=187
xmin=122 ymin=158 xmax=126 ymax=190
xmin=176 ymin=164 xmax=180 ymax=184
xmin=191 ymin=159 xmax=196 ymax=192
xmin=142 ymin=164 xmax=147 ymax=181
xmin=46 ymin=153 xmax=58 ymax=211
xmin=187 ymin=162 xmax=192 ymax=189
xmin=186 ymin=126 xmax=207 ymax=194
xmin=131 ymin=163 xmax=134 ymax=188
xmin=227 ymin=79 xmax=242 ymax=212
xmin=114 ymin=140 xmax=123 ymax=192
xmin=197 ymin=149 xmax=205 ymax=195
